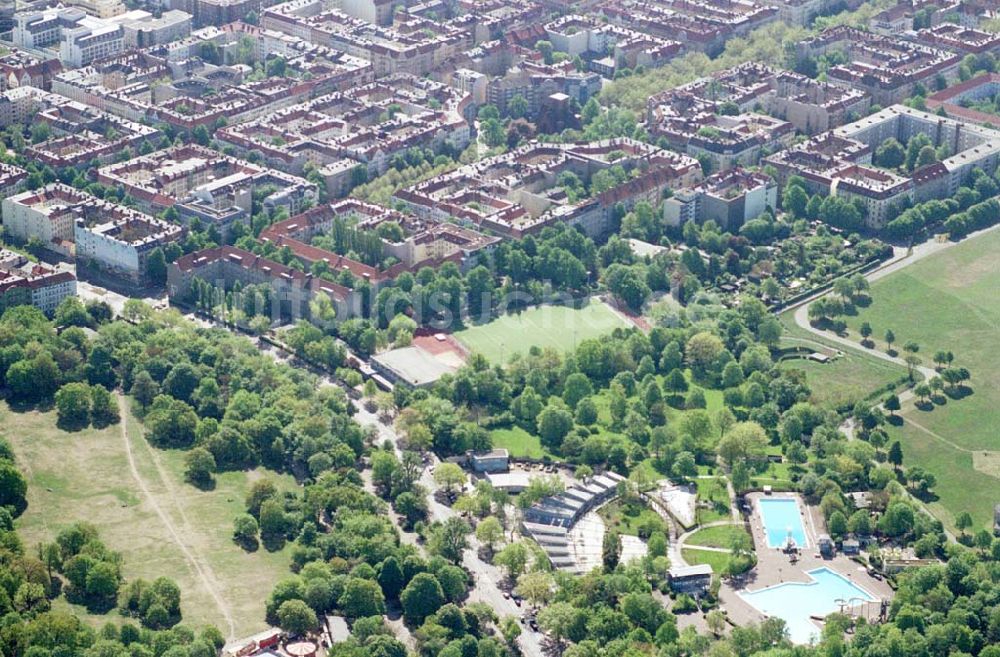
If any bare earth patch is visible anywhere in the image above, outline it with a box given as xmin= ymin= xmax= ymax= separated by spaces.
xmin=971 ymin=451 xmax=1000 ymax=478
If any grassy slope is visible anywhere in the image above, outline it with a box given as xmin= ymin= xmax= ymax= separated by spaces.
xmin=777 ymin=312 xmax=908 ymax=409
xmin=695 ymin=477 xmax=732 ymax=524
xmin=842 ymin=230 xmax=1000 ymax=531
xmin=681 ymin=548 xmax=731 ymax=572
xmin=8 ymin=400 xmax=297 ymax=636
xmin=455 ymin=300 xmax=629 ymax=364
xmin=489 ymin=426 xmax=556 ymax=460
xmin=685 ymin=524 xmax=748 ymax=549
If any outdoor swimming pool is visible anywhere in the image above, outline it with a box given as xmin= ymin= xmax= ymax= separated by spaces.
xmin=738 ymin=567 xmax=877 ymax=644
xmin=758 ymin=497 xmax=808 ymax=549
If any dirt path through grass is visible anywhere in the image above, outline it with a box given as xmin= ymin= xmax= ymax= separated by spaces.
xmin=117 ymin=394 xmax=237 ymax=639
xmin=901 ymin=413 xmax=974 ymax=453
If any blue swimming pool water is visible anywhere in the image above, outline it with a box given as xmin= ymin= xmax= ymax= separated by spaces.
xmin=759 ymin=497 xmax=808 ymax=549
xmin=738 ymin=567 xmax=877 ymax=644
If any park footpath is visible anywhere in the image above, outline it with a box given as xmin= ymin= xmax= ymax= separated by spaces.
xmin=776 ymin=224 xmax=1000 ymax=545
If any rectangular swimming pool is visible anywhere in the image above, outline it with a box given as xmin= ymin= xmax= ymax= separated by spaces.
xmin=758 ymin=497 xmax=808 ymax=549
xmin=738 ymin=567 xmax=877 ymax=644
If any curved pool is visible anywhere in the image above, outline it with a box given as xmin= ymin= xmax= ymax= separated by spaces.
xmin=738 ymin=567 xmax=877 ymax=644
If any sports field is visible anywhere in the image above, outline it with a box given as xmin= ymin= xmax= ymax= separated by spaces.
xmin=846 ymin=228 xmax=1000 ymax=531
xmin=8 ymin=399 xmax=297 ymax=638
xmin=455 ymin=300 xmax=629 ymax=364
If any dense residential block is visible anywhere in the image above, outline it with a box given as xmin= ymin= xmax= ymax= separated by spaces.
xmin=598 ymin=0 xmax=778 ymax=55
xmin=396 ymin=138 xmax=702 ymax=239
xmin=664 ymin=167 xmax=777 ymax=229
xmin=2 ymin=183 xmax=183 ymax=283
xmin=926 ymin=73 xmax=1000 ymax=129
xmin=258 ymin=199 xmax=499 ymax=287
xmin=0 ymin=250 xmax=76 ymax=314
xmin=75 ymin=214 xmax=183 ymax=284
xmin=795 ymin=26 xmax=960 ymax=106
xmin=0 ymin=46 xmax=62 ymax=90
xmin=215 ymin=75 xmax=472 ymax=194
xmin=97 ymin=144 xmax=318 ymax=237
xmin=764 ymin=104 xmax=1000 ymax=227
xmin=167 ymin=244 xmax=358 ymax=317
xmin=52 ymin=41 xmax=373 ymax=130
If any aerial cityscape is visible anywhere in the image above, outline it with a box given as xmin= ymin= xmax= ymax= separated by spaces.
xmin=0 ymin=0 xmax=998 ymax=656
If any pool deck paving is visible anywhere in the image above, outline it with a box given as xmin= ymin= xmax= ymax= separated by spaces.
xmin=718 ymin=492 xmax=894 ymax=642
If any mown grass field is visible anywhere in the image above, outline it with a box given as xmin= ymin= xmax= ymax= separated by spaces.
xmin=7 ymin=399 xmax=297 ymax=637
xmin=455 ymin=300 xmax=629 ymax=364
xmin=681 ymin=548 xmax=731 ymax=572
xmin=777 ymin=313 xmax=908 ymax=410
xmin=685 ymin=523 xmax=749 ymax=549
xmin=842 ymin=229 xmax=1000 ymax=531
xmin=489 ymin=426 xmax=556 ymax=460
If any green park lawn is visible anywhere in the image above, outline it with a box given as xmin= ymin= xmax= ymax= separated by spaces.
xmin=694 ymin=477 xmax=732 ymax=524
xmin=681 ymin=548 xmax=731 ymax=572
xmin=777 ymin=314 xmax=909 ymax=410
xmin=455 ymin=299 xmax=629 ymax=364
xmin=489 ymin=426 xmax=556 ymax=460
xmin=7 ymin=399 xmax=298 ymax=637
xmin=685 ymin=523 xmax=749 ymax=549
xmin=749 ymin=460 xmax=797 ymax=491
xmin=842 ymin=229 xmax=1000 ymax=531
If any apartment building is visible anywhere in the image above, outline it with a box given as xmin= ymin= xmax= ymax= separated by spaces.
xmin=75 ymin=214 xmax=183 ymax=284
xmin=796 ymin=26 xmax=960 ymax=106
xmin=215 ymin=75 xmax=471 ymax=194
xmin=764 ymin=105 xmax=1000 ymax=227
xmin=2 ymin=184 xmax=89 ymax=257
xmin=97 ymin=144 xmax=318 ymax=237
xmin=167 ymin=245 xmax=360 ymax=319
xmin=396 ymin=139 xmax=702 ymax=239
xmin=0 ymin=250 xmax=76 ymax=315
xmin=0 ymin=48 xmax=62 ymax=91
xmin=664 ymin=168 xmax=777 ymax=229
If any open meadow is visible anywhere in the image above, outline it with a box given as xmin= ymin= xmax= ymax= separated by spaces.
xmin=776 ymin=312 xmax=909 ymax=410
xmin=455 ymin=299 xmax=629 ymax=364
xmin=843 ymin=229 xmax=1000 ymax=531
xmin=8 ymin=398 xmax=298 ymax=638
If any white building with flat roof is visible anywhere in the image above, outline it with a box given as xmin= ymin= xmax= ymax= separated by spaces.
xmin=75 ymin=214 xmax=183 ymax=283
xmin=2 ymin=184 xmax=89 ymax=256
xmin=60 ymin=18 xmax=124 ymax=67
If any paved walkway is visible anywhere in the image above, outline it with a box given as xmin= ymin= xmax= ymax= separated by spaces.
xmin=785 ymin=223 xmax=1000 ymax=388
xmin=252 ymin=344 xmax=544 ymax=657
xmin=672 ymin=520 xmax=742 ymax=565
xmin=792 ymin=302 xmax=935 ymax=382
xmin=683 ymin=545 xmax=732 ymax=554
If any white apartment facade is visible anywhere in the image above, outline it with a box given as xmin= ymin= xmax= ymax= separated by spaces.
xmin=1 ymin=185 xmax=85 ymax=256
xmin=75 ymin=215 xmax=182 ymax=281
